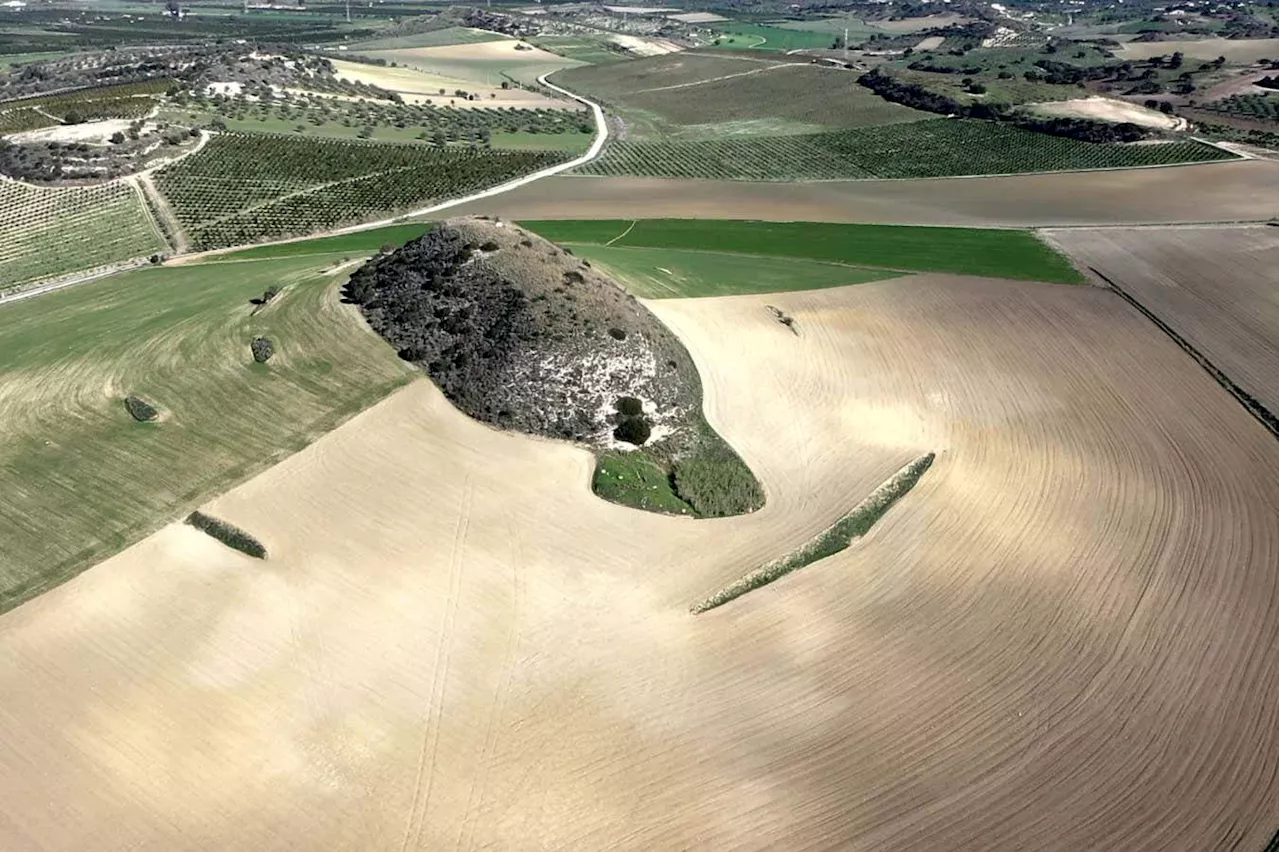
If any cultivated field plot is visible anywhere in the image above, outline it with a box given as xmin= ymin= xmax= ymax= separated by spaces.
xmin=0 ymin=78 xmax=169 ymax=134
xmin=554 ymin=52 xmax=776 ymax=101
xmin=0 ymin=253 xmax=415 ymax=610
xmin=553 ymin=54 xmax=930 ymax=140
xmin=523 ymin=219 xmax=1084 ymax=283
xmin=329 ymin=57 xmax=575 ymax=110
xmin=0 ymin=275 xmax=1271 ymax=850
xmin=565 ymin=244 xmax=904 ymax=298
xmin=347 ymin=25 xmax=509 ymax=51
xmin=355 ymin=40 xmax=585 ymax=89
xmin=618 ymin=64 xmax=928 ymax=135
xmin=1047 ymin=225 xmax=1279 ymax=414
xmin=0 ymin=179 xmax=164 ymax=294
xmin=448 ymin=161 xmax=1280 ymax=226
xmin=576 ymin=119 xmax=1235 ymax=180
xmin=1115 ymin=37 xmax=1279 ymax=62
xmin=154 ymin=133 xmax=568 ymax=250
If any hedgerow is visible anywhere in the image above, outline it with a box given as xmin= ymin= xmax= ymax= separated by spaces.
xmin=186 ymin=510 xmax=267 ymax=559
xmin=691 ymin=453 xmax=935 ymax=613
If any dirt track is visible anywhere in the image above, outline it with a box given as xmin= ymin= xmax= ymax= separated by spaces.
xmin=0 ymin=275 xmax=1272 ymax=850
xmin=447 ymin=160 xmax=1279 ymax=226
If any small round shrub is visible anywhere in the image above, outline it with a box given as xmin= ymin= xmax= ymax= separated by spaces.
xmin=615 ymin=396 xmax=643 ymax=417
xmin=613 ymin=416 xmax=651 ymax=446
xmin=124 ymin=395 xmax=158 ymax=422
xmin=607 ymin=327 xmax=627 ymax=341
xmin=251 ymin=336 xmax=275 ymax=363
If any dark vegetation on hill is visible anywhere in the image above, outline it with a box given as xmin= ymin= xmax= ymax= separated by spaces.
xmin=343 ymin=217 xmax=763 ymax=518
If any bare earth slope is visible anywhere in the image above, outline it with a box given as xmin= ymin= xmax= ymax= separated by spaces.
xmin=1047 ymin=225 xmax=1279 ymax=414
xmin=0 ymin=276 xmax=1273 ymax=850
xmin=448 ymin=160 xmax=1279 ymax=226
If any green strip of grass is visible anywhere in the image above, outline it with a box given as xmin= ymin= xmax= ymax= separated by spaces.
xmin=521 ymin=220 xmax=1085 ymax=284
xmin=569 ymin=244 xmax=903 ymax=298
xmin=691 ymin=452 xmax=935 ymax=613
xmin=208 ymin=223 xmax=433 ymax=261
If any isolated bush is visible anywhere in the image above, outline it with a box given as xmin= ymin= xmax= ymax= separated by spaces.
xmin=615 ymin=396 xmax=643 ymax=417
xmin=251 ymin=336 xmax=275 ymax=363
xmin=124 ymin=395 xmax=158 ymax=422
xmin=186 ymin=511 xmax=267 ymax=559
xmin=613 ymin=416 xmax=651 ymax=446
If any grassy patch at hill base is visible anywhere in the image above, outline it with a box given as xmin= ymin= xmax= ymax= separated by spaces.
xmin=523 ymin=220 xmax=1085 ymax=284
xmin=569 ymin=244 xmax=903 ymax=298
xmin=0 ymin=254 xmax=414 ymax=614
xmin=593 ymin=419 xmax=764 ymax=518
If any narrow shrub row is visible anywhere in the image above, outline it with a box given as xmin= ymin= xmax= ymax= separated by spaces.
xmin=691 ymin=452 xmax=935 ymax=613
xmin=185 ymin=510 xmax=267 ymax=559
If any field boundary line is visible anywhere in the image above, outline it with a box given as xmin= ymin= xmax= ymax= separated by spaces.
xmin=1087 ymin=265 xmax=1278 ymax=437
xmin=631 ymin=63 xmax=784 ymax=94
xmin=604 ymin=220 xmax=637 ymax=245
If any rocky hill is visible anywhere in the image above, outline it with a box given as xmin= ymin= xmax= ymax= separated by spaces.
xmin=343 ymin=217 xmax=763 ymax=517
xmin=345 ymin=217 xmax=700 ymax=446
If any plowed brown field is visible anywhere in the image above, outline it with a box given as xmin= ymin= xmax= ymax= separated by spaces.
xmin=0 ymin=275 xmax=1273 ymax=850
xmin=444 ymin=160 xmax=1279 ymax=226
xmin=1047 ymin=224 xmax=1279 ymax=414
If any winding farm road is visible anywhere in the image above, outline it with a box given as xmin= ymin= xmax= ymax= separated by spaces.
xmin=0 ymin=77 xmax=609 ymax=306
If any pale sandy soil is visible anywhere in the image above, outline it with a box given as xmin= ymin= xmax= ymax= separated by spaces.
xmin=9 ymin=118 xmax=143 ymax=145
xmin=1027 ymin=96 xmax=1186 ymax=130
xmin=914 ymin=35 xmax=945 ymax=51
xmin=447 ymin=160 xmax=1279 ymax=225
xmin=668 ymin=11 xmax=728 ymax=22
xmin=0 ymin=274 xmax=1273 ymax=850
xmin=608 ymin=33 xmax=684 ymax=56
xmin=329 ymin=58 xmax=575 ymax=110
xmin=1116 ymin=37 xmax=1279 ymax=62
xmin=1046 ymin=224 xmax=1279 ymax=413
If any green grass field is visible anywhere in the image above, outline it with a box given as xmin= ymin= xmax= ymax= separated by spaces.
xmin=0 ymin=181 xmax=166 ymax=295
xmin=347 ymin=26 xmax=508 ymax=51
xmin=0 ymin=50 xmax=73 ymax=69
xmin=568 ymin=245 xmax=904 ymax=297
xmin=555 ymin=54 xmax=925 ymax=141
xmin=522 ymin=219 xmax=1087 ymax=284
xmin=532 ymin=35 xmax=632 ymax=65
xmin=0 ymin=253 xmax=415 ymax=613
xmin=154 ymin=133 xmax=567 ymax=250
xmin=619 ymin=65 xmax=929 ymax=136
xmin=705 ymin=22 xmax=836 ymax=51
